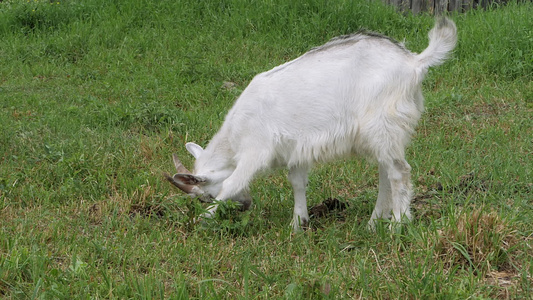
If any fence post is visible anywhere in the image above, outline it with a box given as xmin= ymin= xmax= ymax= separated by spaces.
xmin=400 ymin=0 xmax=411 ymax=11
xmin=462 ymin=0 xmax=473 ymax=11
xmin=381 ymin=0 xmax=509 ymax=14
xmin=449 ymin=0 xmax=462 ymax=11
xmin=426 ymin=0 xmax=436 ymax=14
xmin=411 ymin=0 xmax=423 ymax=13
xmin=435 ymin=0 xmax=450 ymax=14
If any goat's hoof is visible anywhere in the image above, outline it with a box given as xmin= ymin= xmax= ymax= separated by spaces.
xmin=292 ymin=218 xmax=309 ymax=232
xmin=238 ymin=199 xmax=253 ymax=211
xmin=367 ymin=220 xmax=377 ymax=232
xmin=192 ymin=210 xmax=216 ymax=224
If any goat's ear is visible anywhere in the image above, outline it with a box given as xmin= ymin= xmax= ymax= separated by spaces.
xmin=186 ymin=142 xmax=204 ymax=159
xmin=172 ymin=173 xmax=206 ymax=185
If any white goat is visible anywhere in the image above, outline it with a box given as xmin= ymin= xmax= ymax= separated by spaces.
xmin=166 ymin=18 xmax=457 ymax=231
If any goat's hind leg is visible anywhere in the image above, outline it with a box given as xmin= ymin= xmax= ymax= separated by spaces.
xmin=387 ymin=159 xmax=413 ymax=226
xmin=288 ymin=165 xmax=310 ymax=232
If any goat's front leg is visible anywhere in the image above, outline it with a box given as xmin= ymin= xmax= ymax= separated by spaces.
xmin=368 ymin=163 xmax=393 ymax=230
xmin=203 ymin=153 xmax=266 ymax=219
xmin=288 ymin=165 xmax=310 ymax=232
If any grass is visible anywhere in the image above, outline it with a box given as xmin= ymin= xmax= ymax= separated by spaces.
xmin=1 ymin=0 xmax=532 ymax=298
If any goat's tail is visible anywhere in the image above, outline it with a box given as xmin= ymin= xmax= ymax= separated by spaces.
xmin=415 ymin=18 xmax=457 ymax=71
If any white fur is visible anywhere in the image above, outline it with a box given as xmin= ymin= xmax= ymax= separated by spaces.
xmin=177 ymin=18 xmax=457 ymax=231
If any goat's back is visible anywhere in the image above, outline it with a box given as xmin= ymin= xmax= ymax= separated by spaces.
xmin=218 ymin=19 xmax=456 ymax=167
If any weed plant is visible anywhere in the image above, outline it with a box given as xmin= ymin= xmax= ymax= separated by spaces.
xmin=1 ymin=0 xmax=532 ymax=298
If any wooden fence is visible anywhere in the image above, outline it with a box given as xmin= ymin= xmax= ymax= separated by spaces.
xmin=380 ymin=0 xmax=520 ymax=14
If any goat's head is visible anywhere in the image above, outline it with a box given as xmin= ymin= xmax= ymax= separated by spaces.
xmin=164 ymin=152 xmax=213 ymax=203
xmin=164 ymin=143 xmax=252 ymax=210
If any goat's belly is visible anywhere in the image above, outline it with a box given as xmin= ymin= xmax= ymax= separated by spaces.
xmin=279 ymin=129 xmax=358 ymax=167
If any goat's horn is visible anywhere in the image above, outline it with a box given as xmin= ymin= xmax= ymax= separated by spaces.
xmin=172 ymin=153 xmax=191 ymax=174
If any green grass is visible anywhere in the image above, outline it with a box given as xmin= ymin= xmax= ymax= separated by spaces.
xmin=1 ymin=0 xmax=532 ymax=298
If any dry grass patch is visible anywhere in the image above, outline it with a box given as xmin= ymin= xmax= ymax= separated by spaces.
xmin=435 ymin=207 xmax=518 ymax=274
xmin=432 ymin=206 xmax=527 ymax=297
